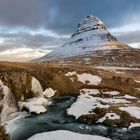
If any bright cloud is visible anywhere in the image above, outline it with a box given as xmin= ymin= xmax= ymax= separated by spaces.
xmin=128 ymin=42 xmax=140 ymax=49
xmin=0 ymin=47 xmax=52 ymax=62
xmin=110 ymin=23 xmax=140 ymax=33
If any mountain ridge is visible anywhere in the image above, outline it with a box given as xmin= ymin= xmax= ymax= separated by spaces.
xmin=34 ymin=15 xmax=134 ymax=63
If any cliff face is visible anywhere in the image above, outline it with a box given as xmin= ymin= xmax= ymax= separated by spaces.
xmin=0 ymin=71 xmax=33 ymax=102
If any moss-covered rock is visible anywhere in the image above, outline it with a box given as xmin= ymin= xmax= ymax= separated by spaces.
xmin=78 ymin=114 xmax=100 ymax=125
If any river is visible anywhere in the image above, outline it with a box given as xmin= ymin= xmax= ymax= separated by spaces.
xmin=9 ymin=96 xmax=140 ymax=140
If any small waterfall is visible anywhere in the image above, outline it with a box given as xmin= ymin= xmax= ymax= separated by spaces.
xmin=31 ymin=77 xmax=43 ymax=97
xmin=0 ymin=80 xmax=17 ymax=123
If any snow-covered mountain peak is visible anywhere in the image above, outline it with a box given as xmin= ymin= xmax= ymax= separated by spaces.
xmin=35 ymin=15 xmax=130 ymax=61
xmin=77 ymin=16 xmax=106 ymax=32
xmin=79 ymin=16 xmax=104 ymax=28
xmin=71 ymin=15 xmax=108 ymax=38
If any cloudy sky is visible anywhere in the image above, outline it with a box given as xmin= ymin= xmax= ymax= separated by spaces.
xmin=0 ymin=0 xmax=140 ymax=61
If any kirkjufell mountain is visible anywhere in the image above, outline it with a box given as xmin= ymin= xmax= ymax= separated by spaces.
xmin=34 ymin=16 xmax=140 ymax=66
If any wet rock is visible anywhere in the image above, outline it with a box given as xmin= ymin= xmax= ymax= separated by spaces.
xmin=78 ymin=114 xmax=100 ymax=125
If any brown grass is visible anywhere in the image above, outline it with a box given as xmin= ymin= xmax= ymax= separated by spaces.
xmin=0 ymin=61 xmax=139 ymax=97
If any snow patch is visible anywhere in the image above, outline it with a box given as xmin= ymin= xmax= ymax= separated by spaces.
xmin=28 ymin=130 xmax=111 ymax=140
xmin=119 ymin=106 xmax=140 ymax=119
xmin=103 ymin=91 xmax=120 ymax=96
xmin=123 ymin=95 xmax=137 ymax=99
xmin=116 ymin=94 xmax=137 ymax=100
xmin=77 ymin=73 xmax=102 ymax=85
xmin=43 ymin=88 xmax=56 ymax=98
xmin=65 ymin=72 xmax=102 ymax=85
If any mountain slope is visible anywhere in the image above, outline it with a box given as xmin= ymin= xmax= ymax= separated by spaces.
xmin=36 ymin=15 xmax=130 ymax=61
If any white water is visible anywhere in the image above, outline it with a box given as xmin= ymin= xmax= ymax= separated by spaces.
xmin=0 ymin=80 xmax=17 ymax=123
xmin=31 ymin=77 xmax=43 ymax=97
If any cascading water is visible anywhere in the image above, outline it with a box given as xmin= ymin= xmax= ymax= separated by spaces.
xmin=31 ymin=77 xmax=43 ymax=97
xmin=0 ymin=80 xmax=17 ymax=123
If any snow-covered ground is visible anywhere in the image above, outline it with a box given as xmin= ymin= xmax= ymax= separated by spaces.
xmin=67 ymin=85 xmax=140 ymax=126
xmin=65 ymin=72 xmax=102 ymax=85
xmin=28 ymin=130 xmax=111 ymax=140
xmin=67 ymin=89 xmax=130 ymax=119
xmin=77 ymin=73 xmax=102 ymax=85
xmin=67 ymin=89 xmax=108 ymax=119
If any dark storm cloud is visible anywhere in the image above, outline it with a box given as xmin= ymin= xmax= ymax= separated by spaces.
xmin=43 ymin=0 xmax=140 ymax=34
xmin=0 ymin=0 xmax=139 ymax=34
xmin=0 ymin=0 xmax=43 ymax=28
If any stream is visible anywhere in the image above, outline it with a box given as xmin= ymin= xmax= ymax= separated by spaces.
xmin=8 ymin=96 xmax=140 ymax=140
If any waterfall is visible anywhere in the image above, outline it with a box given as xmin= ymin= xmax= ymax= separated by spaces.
xmin=31 ymin=77 xmax=43 ymax=97
xmin=0 ymin=80 xmax=17 ymax=123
